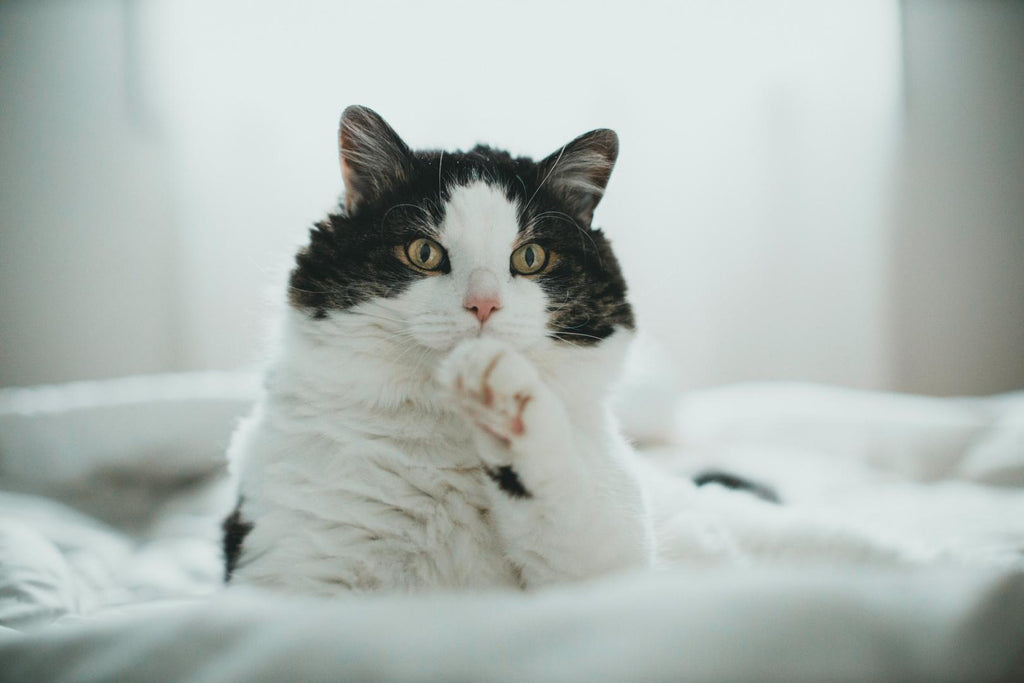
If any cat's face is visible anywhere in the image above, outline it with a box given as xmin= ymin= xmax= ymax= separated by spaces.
xmin=289 ymin=106 xmax=633 ymax=354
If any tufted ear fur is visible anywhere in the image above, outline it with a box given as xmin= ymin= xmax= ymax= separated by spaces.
xmin=536 ymin=129 xmax=619 ymax=226
xmin=338 ymin=105 xmax=416 ymax=214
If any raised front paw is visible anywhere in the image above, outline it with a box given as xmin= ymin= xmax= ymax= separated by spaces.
xmin=437 ymin=338 xmax=542 ymax=447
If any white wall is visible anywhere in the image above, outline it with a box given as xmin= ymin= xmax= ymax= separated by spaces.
xmin=0 ymin=0 xmax=180 ymax=385
xmin=892 ymin=0 xmax=1024 ymax=395
xmin=141 ymin=0 xmax=902 ymax=391
xmin=3 ymin=1 xmax=1016 ymax=396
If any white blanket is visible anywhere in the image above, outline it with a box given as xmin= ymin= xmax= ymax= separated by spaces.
xmin=1 ymin=373 xmax=1022 ymax=680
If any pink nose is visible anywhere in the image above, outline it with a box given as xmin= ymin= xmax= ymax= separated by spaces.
xmin=465 ymin=296 xmax=501 ymax=323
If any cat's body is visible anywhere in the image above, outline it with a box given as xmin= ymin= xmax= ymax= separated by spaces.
xmin=225 ymin=107 xmax=654 ymax=593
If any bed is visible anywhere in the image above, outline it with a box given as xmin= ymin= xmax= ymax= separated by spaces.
xmin=1 ymin=371 xmax=1022 ymax=681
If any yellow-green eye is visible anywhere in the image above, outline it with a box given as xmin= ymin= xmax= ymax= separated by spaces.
xmin=406 ymin=237 xmax=445 ymax=271
xmin=511 ymin=243 xmax=547 ymax=275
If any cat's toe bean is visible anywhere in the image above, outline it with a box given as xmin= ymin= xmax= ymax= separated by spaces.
xmin=438 ymin=338 xmax=502 ymax=393
xmin=439 ymin=338 xmax=542 ymax=440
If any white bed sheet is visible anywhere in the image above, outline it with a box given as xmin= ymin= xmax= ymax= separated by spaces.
xmin=1 ymin=372 xmax=1022 ymax=681
xmin=3 ymin=568 xmax=1023 ymax=682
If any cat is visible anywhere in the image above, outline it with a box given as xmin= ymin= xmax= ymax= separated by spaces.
xmin=223 ymin=105 xmax=657 ymax=593
xmin=221 ymin=107 xmax=950 ymax=593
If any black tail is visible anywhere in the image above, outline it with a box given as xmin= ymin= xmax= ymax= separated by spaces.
xmin=222 ymin=498 xmax=254 ymax=582
xmin=693 ymin=470 xmax=781 ymax=504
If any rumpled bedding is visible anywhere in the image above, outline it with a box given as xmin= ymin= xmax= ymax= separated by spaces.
xmin=0 ymin=372 xmax=1022 ymax=681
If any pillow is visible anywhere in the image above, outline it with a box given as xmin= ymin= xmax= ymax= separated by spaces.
xmin=675 ymin=382 xmax=994 ymax=481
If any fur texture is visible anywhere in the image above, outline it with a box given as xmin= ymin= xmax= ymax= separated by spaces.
xmin=225 ymin=106 xmax=653 ymax=593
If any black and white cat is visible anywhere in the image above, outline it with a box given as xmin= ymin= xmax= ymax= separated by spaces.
xmin=222 ymin=106 xmax=948 ymax=593
xmin=224 ymin=106 xmax=656 ymax=593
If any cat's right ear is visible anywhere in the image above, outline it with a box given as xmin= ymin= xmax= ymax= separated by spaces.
xmin=536 ymin=128 xmax=619 ymax=227
xmin=338 ymin=106 xmax=416 ymax=215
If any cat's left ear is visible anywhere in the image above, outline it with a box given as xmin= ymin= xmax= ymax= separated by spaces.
xmin=537 ymin=129 xmax=619 ymax=226
xmin=338 ymin=105 xmax=416 ymax=214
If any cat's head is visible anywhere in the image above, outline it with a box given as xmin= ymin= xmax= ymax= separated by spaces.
xmin=289 ymin=105 xmax=634 ymax=355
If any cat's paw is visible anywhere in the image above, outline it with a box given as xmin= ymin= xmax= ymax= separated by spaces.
xmin=437 ymin=338 xmax=551 ymax=448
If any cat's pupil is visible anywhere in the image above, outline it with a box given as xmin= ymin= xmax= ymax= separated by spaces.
xmin=524 ymin=247 xmax=535 ymax=267
xmin=419 ymin=243 xmax=431 ymax=263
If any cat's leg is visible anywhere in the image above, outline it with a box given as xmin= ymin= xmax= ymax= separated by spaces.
xmin=438 ymin=338 xmax=654 ymax=587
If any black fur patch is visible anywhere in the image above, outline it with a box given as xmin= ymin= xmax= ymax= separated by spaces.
xmin=486 ymin=465 xmax=532 ymax=499
xmin=222 ymin=499 xmax=254 ymax=582
xmin=289 ymin=109 xmax=633 ymax=344
xmin=693 ymin=470 xmax=781 ymax=504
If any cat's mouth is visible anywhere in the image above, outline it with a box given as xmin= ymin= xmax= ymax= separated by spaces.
xmin=453 ymin=321 xmax=499 ymax=347
xmin=413 ymin=320 xmax=527 ymax=356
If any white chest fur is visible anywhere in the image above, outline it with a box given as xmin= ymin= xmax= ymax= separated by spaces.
xmin=232 ymin=414 xmax=521 ymax=592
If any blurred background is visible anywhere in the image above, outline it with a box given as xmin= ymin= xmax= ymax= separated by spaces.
xmin=1 ymin=0 xmax=1021 ymax=396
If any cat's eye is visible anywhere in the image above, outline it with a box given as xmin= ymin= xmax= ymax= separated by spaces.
xmin=510 ymin=243 xmax=547 ymax=275
xmin=405 ymin=238 xmax=446 ymax=271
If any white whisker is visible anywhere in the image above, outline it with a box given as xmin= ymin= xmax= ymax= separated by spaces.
xmin=523 ymin=144 xmax=566 ymax=215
